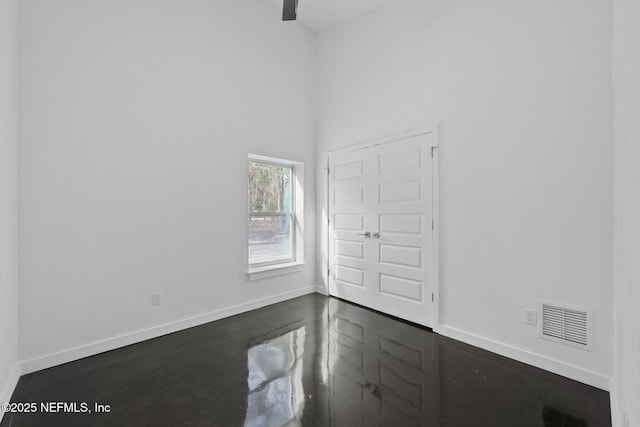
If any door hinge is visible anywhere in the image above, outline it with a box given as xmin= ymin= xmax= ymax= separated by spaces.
xmin=431 ymin=293 xmax=434 ymax=302
xmin=326 ymin=167 xmax=330 ymax=175
xmin=327 ymin=268 xmax=330 ymax=277
xmin=431 ymin=146 xmax=436 ymax=158
xmin=432 ymin=220 xmax=434 ymax=230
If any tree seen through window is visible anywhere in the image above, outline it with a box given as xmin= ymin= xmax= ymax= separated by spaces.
xmin=248 ymin=161 xmax=294 ymax=266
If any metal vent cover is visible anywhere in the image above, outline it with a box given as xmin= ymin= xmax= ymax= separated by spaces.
xmin=539 ymin=301 xmax=593 ymax=351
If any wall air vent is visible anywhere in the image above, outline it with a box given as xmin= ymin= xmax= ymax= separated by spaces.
xmin=539 ymin=301 xmax=593 ymax=351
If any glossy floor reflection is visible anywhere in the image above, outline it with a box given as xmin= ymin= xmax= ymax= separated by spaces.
xmin=2 ymin=294 xmax=611 ymax=427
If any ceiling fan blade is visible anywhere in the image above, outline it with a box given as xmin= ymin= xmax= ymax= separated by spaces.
xmin=282 ymin=0 xmax=298 ymax=21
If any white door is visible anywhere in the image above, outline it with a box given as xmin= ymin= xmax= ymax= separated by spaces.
xmin=328 ymin=132 xmax=435 ymax=327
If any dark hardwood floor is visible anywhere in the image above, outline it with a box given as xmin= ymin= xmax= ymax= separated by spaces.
xmin=1 ymin=294 xmax=611 ymax=426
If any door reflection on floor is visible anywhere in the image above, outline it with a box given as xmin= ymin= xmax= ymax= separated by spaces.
xmin=326 ymin=298 xmax=437 ymax=426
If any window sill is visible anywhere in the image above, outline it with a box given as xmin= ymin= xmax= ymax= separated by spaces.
xmin=247 ymin=261 xmax=305 ymax=281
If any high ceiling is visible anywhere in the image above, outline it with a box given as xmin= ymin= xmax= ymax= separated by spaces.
xmin=262 ymin=0 xmax=396 ymax=33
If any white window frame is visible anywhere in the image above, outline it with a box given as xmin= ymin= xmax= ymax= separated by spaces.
xmin=247 ymin=154 xmax=304 ymax=280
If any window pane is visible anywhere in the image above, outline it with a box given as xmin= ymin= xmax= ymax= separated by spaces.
xmin=248 ymin=216 xmax=292 ymax=264
xmin=248 ymin=162 xmax=292 ymax=213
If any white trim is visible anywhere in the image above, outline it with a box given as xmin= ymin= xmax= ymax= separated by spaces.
xmin=247 ymin=261 xmax=305 ymax=281
xmin=248 ymin=153 xmax=298 ymax=168
xmin=314 ymin=284 xmax=328 ymax=295
xmin=431 ymin=124 xmax=441 ymax=333
xmin=247 ymin=153 xmax=305 ymax=271
xmin=0 ymin=363 xmax=21 ymax=422
xmin=610 ymin=377 xmax=620 ymax=427
xmin=20 ymin=286 xmax=317 ymax=375
xmin=326 ymin=126 xmax=439 ymax=157
xmin=324 ymin=156 xmax=330 ymax=294
xmin=438 ymin=324 xmax=612 ymax=391
xmin=325 ymin=125 xmax=440 ymax=329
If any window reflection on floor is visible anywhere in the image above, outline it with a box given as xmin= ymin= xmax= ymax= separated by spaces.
xmin=244 ymin=326 xmax=306 ymax=427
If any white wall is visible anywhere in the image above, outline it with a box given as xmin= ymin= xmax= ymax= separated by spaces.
xmin=0 ymin=0 xmax=19 ymax=415
xmin=19 ymin=0 xmax=316 ymax=367
xmin=612 ymin=0 xmax=640 ymax=422
xmin=316 ymin=0 xmax=613 ymax=387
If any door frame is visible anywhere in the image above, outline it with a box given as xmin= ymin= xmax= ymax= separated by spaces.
xmin=324 ymin=126 xmax=440 ymax=332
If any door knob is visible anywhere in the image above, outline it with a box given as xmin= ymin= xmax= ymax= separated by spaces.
xmin=372 ymin=232 xmax=381 ymax=239
xmin=357 ymin=232 xmax=371 ymax=238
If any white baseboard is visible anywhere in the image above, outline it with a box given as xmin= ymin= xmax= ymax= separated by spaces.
xmin=437 ymin=325 xmax=612 ymax=391
xmin=609 ymin=376 xmax=621 ymax=427
xmin=0 ymin=362 xmax=22 ymax=422
xmin=20 ymin=285 xmax=317 ymax=375
xmin=314 ymin=284 xmax=328 ymax=295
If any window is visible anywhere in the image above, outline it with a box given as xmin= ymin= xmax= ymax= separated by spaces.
xmin=248 ymin=154 xmax=304 ymax=278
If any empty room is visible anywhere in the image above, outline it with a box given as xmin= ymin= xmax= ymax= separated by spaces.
xmin=0 ymin=0 xmax=638 ymax=425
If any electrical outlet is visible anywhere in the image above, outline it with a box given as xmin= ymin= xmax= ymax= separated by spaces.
xmin=151 ymin=291 xmax=163 ymax=306
xmin=524 ymin=308 xmax=537 ymax=326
